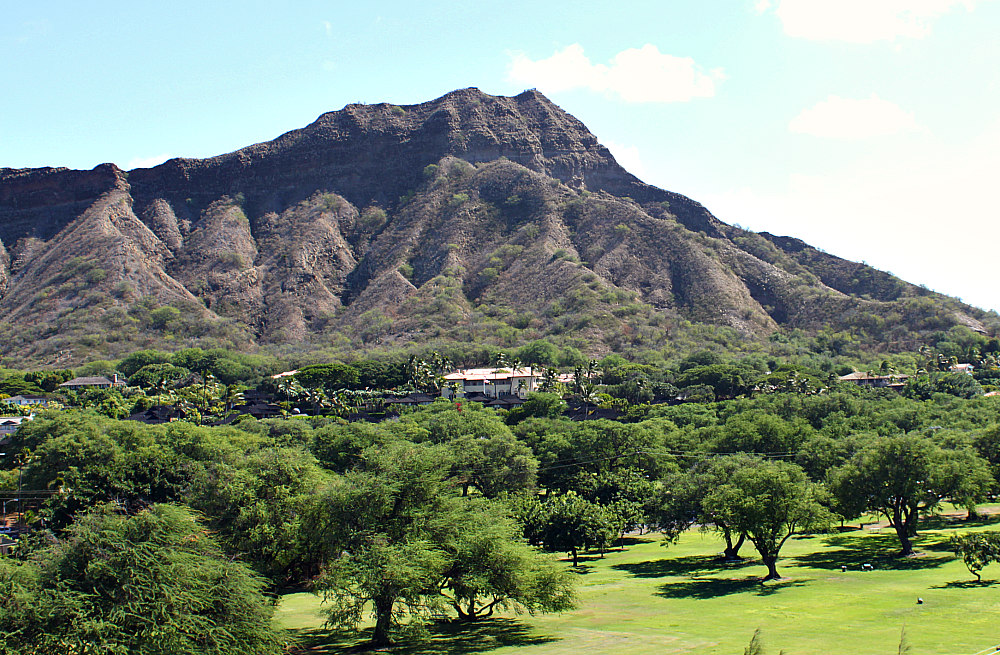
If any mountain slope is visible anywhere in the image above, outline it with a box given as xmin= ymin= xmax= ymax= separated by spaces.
xmin=0 ymin=88 xmax=993 ymax=365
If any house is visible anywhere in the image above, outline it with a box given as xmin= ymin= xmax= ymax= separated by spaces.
xmin=231 ymin=398 xmax=283 ymax=419
xmin=59 ymin=374 xmax=128 ymax=391
xmin=950 ymin=363 xmax=975 ymax=375
xmin=2 ymin=395 xmax=50 ymax=407
xmin=441 ymin=367 xmax=546 ymax=399
xmin=837 ymin=371 xmax=909 ymax=389
xmin=0 ymin=535 xmax=15 ymax=556
xmin=0 ymin=416 xmax=31 ymax=440
xmin=384 ymin=392 xmax=437 ymax=407
xmin=125 ymin=405 xmax=186 ymax=425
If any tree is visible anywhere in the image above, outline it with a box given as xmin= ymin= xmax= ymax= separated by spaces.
xmin=187 ymin=447 xmax=333 ymax=586
xmin=130 ymin=363 xmax=191 ymax=389
xmin=951 ymin=531 xmax=1000 ymax=581
xmin=451 ymin=431 xmax=538 ymax=498
xmin=504 ymin=392 xmax=567 ymax=424
xmin=704 ymin=458 xmax=830 ymax=580
xmin=516 ymin=340 xmax=560 ymax=367
xmin=515 ymin=494 xmax=619 ymax=566
xmin=15 ymin=413 xmax=187 ymax=528
xmin=676 ymin=363 xmax=762 ymax=399
xmin=828 ymin=436 xmax=991 ymax=555
xmin=648 ymin=455 xmax=759 ymax=560
xmin=314 ymin=442 xmax=458 ymax=646
xmin=117 ymin=349 xmax=171 ymax=377
xmin=439 ymin=500 xmax=574 ymax=621
xmin=399 ymin=401 xmax=529 ymax=494
xmin=295 ymin=362 xmax=360 ymax=391
xmin=0 ymin=504 xmax=284 ymax=655
xmin=938 ymin=448 xmax=993 ymax=518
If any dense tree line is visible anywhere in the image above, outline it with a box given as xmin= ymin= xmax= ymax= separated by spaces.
xmin=4 ymin=336 xmax=1000 ymax=649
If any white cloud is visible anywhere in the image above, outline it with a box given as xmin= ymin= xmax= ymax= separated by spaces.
xmin=764 ymin=0 xmax=985 ymax=42
xmin=789 ymin=94 xmax=923 ymax=139
xmin=507 ymin=44 xmax=723 ymax=103
xmin=604 ymin=140 xmax=647 ymax=179
xmin=126 ymin=153 xmax=172 ymax=169
xmin=700 ymin=119 xmax=1000 ymax=311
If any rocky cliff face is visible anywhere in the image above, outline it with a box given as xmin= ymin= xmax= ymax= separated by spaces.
xmin=0 ymin=88 xmax=992 ymax=365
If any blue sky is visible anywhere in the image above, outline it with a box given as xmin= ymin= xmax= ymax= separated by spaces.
xmin=3 ymin=1 xmax=999 ymax=312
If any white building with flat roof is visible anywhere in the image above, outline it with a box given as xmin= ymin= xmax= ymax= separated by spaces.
xmin=442 ymin=367 xmax=545 ymax=399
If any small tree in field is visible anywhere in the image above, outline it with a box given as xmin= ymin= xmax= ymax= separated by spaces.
xmin=951 ymin=532 xmax=1000 ymax=581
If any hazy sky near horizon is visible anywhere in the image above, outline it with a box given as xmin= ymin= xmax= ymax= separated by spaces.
xmin=3 ymin=1 xmax=998 ymax=313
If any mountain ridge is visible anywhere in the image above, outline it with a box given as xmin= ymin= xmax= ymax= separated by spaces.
xmin=0 ymin=88 xmax=993 ymax=366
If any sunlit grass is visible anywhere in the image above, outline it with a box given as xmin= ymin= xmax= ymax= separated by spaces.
xmin=276 ymin=510 xmax=1000 ymax=654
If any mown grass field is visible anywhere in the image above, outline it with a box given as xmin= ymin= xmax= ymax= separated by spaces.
xmin=275 ymin=513 xmax=1000 ymax=654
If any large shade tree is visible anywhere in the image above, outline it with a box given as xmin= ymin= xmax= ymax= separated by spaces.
xmin=703 ymin=458 xmax=831 ymax=580
xmin=829 ymin=435 xmax=992 ymax=555
xmin=648 ymin=454 xmax=763 ymax=560
xmin=313 ymin=441 xmax=573 ymax=647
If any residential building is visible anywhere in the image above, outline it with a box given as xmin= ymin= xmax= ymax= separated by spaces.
xmin=0 ymin=415 xmax=31 ymax=440
xmin=441 ymin=367 xmax=546 ymax=399
xmin=837 ymin=371 xmax=909 ymax=389
xmin=58 ymin=374 xmax=128 ymax=391
xmin=3 ymin=395 xmax=50 ymax=407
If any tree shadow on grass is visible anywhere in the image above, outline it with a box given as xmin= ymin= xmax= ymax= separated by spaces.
xmin=791 ymin=533 xmax=951 ymax=571
xmin=566 ymin=564 xmax=595 ymax=575
xmin=655 ymin=576 xmax=808 ymax=600
xmin=612 ymin=555 xmax=754 ymax=579
xmin=920 ymin=513 xmax=1000 ymax=531
xmin=931 ymin=579 xmax=1000 ymax=589
xmin=289 ymin=618 xmax=558 ymax=654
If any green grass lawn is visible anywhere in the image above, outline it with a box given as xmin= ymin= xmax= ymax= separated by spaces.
xmin=276 ymin=513 xmax=1000 ymax=654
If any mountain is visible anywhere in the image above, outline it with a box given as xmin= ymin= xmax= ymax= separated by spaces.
xmin=0 ymin=88 xmax=994 ymax=366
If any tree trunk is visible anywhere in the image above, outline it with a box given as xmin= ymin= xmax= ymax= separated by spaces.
xmin=571 ymin=546 xmax=578 ymax=567
xmin=372 ymin=596 xmax=394 ymax=647
xmin=723 ymin=532 xmax=746 ymax=560
xmin=761 ymin=555 xmax=780 ymax=581
xmin=894 ymin=523 xmax=913 ymax=556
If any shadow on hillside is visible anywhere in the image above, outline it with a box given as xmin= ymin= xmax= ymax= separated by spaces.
xmin=655 ymin=576 xmax=808 ymax=600
xmin=612 ymin=555 xmax=753 ymax=578
xmin=792 ymin=533 xmax=951 ymax=571
xmin=289 ymin=618 xmax=558 ymax=654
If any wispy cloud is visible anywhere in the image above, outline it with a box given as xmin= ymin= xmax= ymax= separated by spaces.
xmin=761 ymin=0 xmax=987 ymax=42
xmin=126 ymin=154 xmax=172 ymax=169
xmin=789 ymin=94 xmax=923 ymax=139
xmin=507 ymin=44 xmax=723 ymax=103
xmin=701 ymin=118 xmax=1000 ymax=311
xmin=604 ymin=140 xmax=647 ymax=179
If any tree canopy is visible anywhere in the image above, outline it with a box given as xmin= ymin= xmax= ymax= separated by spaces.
xmin=0 ymin=504 xmax=284 ymax=655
